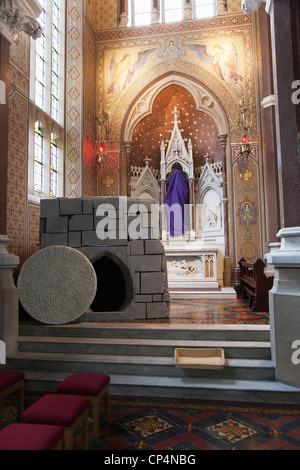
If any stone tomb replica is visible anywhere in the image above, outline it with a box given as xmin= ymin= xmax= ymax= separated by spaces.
xmin=39 ymin=196 xmax=170 ymax=322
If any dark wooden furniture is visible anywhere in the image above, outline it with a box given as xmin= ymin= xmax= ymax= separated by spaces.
xmin=238 ymin=258 xmax=274 ymax=312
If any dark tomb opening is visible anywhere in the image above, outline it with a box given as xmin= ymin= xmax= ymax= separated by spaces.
xmin=90 ymin=254 xmax=131 ymax=312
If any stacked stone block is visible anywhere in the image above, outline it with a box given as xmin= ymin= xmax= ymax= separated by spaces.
xmin=39 ymin=197 xmax=169 ymax=320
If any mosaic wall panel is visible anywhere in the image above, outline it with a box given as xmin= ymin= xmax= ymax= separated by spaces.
xmin=27 ymin=202 xmax=40 ymax=258
xmin=83 ymin=5 xmax=97 ymax=196
xmin=65 ymin=0 xmax=83 ymax=198
xmin=84 ymin=14 xmax=96 ymax=139
xmin=95 ymin=0 xmax=118 ymax=31
xmin=232 ymin=147 xmax=262 ymax=264
xmin=84 ymin=0 xmax=97 ymax=31
xmin=6 ymin=84 xmax=28 ymax=266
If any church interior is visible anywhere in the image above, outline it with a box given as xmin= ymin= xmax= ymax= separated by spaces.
xmin=0 ymin=0 xmax=300 ymax=451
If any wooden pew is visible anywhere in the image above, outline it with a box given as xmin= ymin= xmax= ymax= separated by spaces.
xmin=238 ymin=258 xmax=274 ymax=312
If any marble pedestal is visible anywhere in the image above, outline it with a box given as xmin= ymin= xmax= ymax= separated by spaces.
xmin=0 ymin=235 xmax=19 ymax=357
xmin=269 ymin=227 xmax=300 ymax=389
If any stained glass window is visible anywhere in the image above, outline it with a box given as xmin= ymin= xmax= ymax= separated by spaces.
xmin=34 ymin=120 xmax=44 ymax=193
xmin=50 ymin=131 xmax=58 ymax=197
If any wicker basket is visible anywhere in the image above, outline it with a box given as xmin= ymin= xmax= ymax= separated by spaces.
xmin=174 ymin=348 xmax=225 ymax=369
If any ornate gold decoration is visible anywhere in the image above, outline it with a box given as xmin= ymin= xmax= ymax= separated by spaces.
xmin=103 ymin=176 xmax=113 ymax=188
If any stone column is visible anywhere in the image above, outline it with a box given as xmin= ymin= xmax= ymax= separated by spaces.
xmin=216 ymin=0 xmax=227 ymax=15
xmin=183 ymin=0 xmax=193 ymax=20
xmin=0 ymin=235 xmax=19 ymax=356
xmin=151 ymin=0 xmax=160 ymax=24
xmin=188 ymin=179 xmax=195 ymax=240
xmin=257 ymin=7 xmax=280 ymax=251
xmin=241 ymin=0 xmax=300 ymax=389
xmin=268 ymin=0 xmax=300 ymax=228
xmin=119 ymin=0 xmax=129 ymax=27
xmin=218 ymin=133 xmax=231 ymax=287
xmin=0 ymin=35 xmax=10 ymax=236
xmin=124 ymin=141 xmax=133 ymax=197
xmin=269 ymin=227 xmax=300 ymax=388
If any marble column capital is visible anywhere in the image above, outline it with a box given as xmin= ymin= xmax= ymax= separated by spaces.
xmin=124 ymin=141 xmax=133 ymax=152
xmin=217 ymin=133 xmax=228 ymax=148
xmin=0 ymin=0 xmax=42 ymax=43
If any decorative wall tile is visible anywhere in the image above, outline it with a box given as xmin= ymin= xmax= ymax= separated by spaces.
xmin=6 ymin=84 xmax=28 ymax=265
xmin=232 ymin=147 xmax=261 ymax=264
xmin=65 ymin=0 xmax=83 ymax=198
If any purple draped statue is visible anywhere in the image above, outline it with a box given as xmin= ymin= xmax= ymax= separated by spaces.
xmin=164 ymin=169 xmax=190 ymax=236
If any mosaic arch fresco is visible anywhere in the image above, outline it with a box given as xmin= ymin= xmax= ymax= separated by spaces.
xmin=103 ymin=36 xmax=245 ymax=117
xmin=94 ymin=13 xmax=262 ymax=268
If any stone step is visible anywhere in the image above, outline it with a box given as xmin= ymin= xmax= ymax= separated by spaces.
xmin=9 ymin=322 xmax=288 ymax=404
xmin=6 ymin=351 xmax=275 ymax=380
xmin=10 ymin=367 xmax=300 ymax=405
xmin=17 ymin=336 xmax=272 ymax=360
xmin=19 ymin=322 xmax=271 ymax=342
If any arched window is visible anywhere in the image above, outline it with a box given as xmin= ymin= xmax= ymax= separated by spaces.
xmin=28 ymin=0 xmax=65 ymax=201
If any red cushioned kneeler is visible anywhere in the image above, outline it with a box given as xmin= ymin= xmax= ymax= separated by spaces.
xmin=22 ymin=394 xmax=90 ymax=450
xmin=0 ymin=370 xmax=25 ymax=430
xmin=0 ymin=423 xmax=64 ymax=450
xmin=57 ymin=373 xmax=110 ymax=437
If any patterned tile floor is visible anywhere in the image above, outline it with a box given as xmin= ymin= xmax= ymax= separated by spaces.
xmin=120 ymin=297 xmax=270 ymax=325
xmin=167 ymin=298 xmax=269 ymax=324
xmin=2 ymin=395 xmax=300 ymax=451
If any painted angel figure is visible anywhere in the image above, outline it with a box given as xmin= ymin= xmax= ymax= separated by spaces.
xmin=107 ymin=48 xmax=157 ymax=106
xmin=211 ymin=44 xmax=243 ymax=84
xmin=240 ymin=201 xmax=255 ymax=229
xmin=187 ymin=42 xmax=244 ymax=95
xmin=107 ymin=54 xmax=134 ymax=95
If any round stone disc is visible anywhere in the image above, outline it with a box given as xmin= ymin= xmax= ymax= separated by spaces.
xmin=18 ymin=246 xmax=97 ymax=325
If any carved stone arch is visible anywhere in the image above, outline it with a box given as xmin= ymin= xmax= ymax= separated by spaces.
xmin=196 ymin=165 xmax=223 ymax=205
xmin=197 ymin=181 xmax=223 ymax=205
xmin=122 ymin=72 xmax=229 ymax=142
xmin=135 ymin=187 xmax=160 ymax=204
